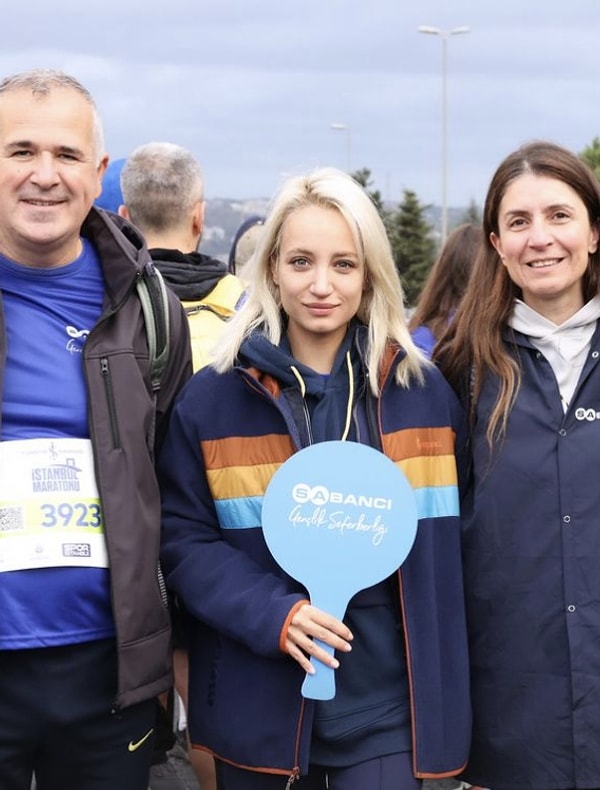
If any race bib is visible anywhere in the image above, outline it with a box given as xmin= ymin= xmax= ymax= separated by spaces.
xmin=0 ymin=438 xmax=108 ymax=571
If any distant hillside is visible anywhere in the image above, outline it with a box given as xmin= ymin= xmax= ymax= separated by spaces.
xmin=202 ymin=198 xmax=270 ymax=262
xmin=201 ymin=198 xmax=475 ymax=261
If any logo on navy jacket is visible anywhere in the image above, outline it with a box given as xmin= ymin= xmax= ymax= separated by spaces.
xmin=575 ymin=406 xmax=600 ymax=421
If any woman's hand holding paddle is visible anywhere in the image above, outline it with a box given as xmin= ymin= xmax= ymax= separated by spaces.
xmin=285 ymin=603 xmax=353 ymax=674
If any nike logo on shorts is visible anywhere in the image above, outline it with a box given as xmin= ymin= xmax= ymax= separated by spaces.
xmin=128 ymin=728 xmax=154 ymax=752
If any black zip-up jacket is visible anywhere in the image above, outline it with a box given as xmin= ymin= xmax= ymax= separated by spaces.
xmin=0 ymin=207 xmax=192 ymax=709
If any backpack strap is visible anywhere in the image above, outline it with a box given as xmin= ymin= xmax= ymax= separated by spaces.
xmin=136 ymin=262 xmax=170 ymax=395
xmin=184 ymin=303 xmax=230 ymax=321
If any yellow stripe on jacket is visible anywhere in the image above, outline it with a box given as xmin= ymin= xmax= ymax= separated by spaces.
xmin=202 ymin=433 xmax=294 ymax=501
xmin=382 ymin=427 xmax=459 ymax=518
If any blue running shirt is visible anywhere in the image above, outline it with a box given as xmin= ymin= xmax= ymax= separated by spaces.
xmin=0 ymin=241 xmax=115 ymax=648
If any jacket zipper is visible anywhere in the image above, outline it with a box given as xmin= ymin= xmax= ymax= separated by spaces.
xmin=157 ymin=563 xmax=169 ymax=608
xmin=85 ymin=269 xmax=156 ymax=713
xmin=100 ymin=357 xmax=121 ymax=449
xmin=237 ymin=371 xmax=319 ymax=774
xmin=301 ymin=401 xmax=314 ymax=445
xmin=99 ymin=354 xmax=123 ymax=715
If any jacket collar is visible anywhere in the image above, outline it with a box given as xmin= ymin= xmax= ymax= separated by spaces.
xmin=82 ymin=207 xmax=152 ymax=307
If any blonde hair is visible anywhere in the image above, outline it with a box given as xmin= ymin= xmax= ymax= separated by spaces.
xmin=212 ymin=167 xmax=427 ymax=394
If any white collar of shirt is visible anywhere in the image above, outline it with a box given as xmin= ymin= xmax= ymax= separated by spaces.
xmin=508 ymin=296 xmax=600 ymax=412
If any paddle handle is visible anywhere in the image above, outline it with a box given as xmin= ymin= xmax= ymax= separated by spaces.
xmin=301 ymin=640 xmax=337 ymax=700
xmin=300 ymin=591 xmax=350 ymax=700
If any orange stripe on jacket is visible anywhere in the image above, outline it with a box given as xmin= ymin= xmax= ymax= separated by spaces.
xmin=201 ymin=433 xmax=294 ymax=469
xmin=382 ymin=426 xmax=455 ymax=461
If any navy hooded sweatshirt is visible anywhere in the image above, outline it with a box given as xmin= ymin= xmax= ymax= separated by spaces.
xmin=239 ymin=324 xmax=412 ymax=766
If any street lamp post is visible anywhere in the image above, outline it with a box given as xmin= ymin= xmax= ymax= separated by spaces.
xmin=330 ymin=122 xmax=352 ymax=172
xmin=418 ymin=25 xmax=470 ymax=244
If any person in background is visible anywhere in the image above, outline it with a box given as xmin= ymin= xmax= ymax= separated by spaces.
xmin=120 ymin=142 xmax=245 ymax=373
xmin=227 ymin=214 xmax=265 ymax=282
xmin=409 ymin=223 xmax=482 ymax=357
xmin=120 ymin=141 xmax=246 ymax=790
xmin=436 ymin=140 xmax=600 ymax=790
xmin=94 ymin=157 xmax=126 ymax=213
xmin=0 ymin=68 xmax=191 ymax=789
xmin=158 ymin=167 xmax=471 ymax=789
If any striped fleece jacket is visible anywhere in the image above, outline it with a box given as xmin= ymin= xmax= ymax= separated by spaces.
xmin=158 ymin=326 xmax=471 ymax=782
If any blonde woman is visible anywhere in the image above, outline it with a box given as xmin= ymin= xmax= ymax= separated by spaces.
xmin=159 ymin=168 xmax=470 ymax=789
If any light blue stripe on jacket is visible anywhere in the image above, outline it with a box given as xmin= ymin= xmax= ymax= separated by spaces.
xmin=214 ymin=487 xmax=458 ymax=530
xmin=215 ymin=496 xmax=263 ymax=529
xmin=414 ymin=485 xmax=459 ymax=519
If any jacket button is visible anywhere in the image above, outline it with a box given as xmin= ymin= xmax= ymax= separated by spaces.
xmin=558 ymin=429 xmax=567 ymax=436
xmin=563 ymin=515 xmax=571 ymax=523
xmin=567 ymin=604 xmax=576 ymax=613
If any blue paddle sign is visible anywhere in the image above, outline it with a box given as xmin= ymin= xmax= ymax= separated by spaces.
xmin=262 ymin=440 xmax=418 ymax=700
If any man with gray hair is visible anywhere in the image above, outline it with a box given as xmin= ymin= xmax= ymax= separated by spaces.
xmin=0 ymin=69 xmax=191 ymax=789
xmin=120 ymin=142 xmax=245 ymax=373
xmin=120 ymin=142 xmax=244 ymax=790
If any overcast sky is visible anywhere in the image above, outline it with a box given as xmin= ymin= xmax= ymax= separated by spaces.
xmin=3 ymin=1 xmax=600 ymax=210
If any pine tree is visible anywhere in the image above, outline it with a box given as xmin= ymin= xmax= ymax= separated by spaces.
xmin=386 ymin=190 xmax=436 ymax=307
xmin=350 ymin=169 xmax=436 ymax=307
xmin=580 ymin=137 xmax=600 ymax=182
xmin=460 ymin=198 xmax=482 ymax=225
xmin=351 ymin=168 xmax=385 ymax=213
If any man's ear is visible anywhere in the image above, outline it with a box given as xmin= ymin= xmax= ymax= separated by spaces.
xmin=94 ymin=155 xmax=110 ymax=199
xmin=192 ymin=200 xmax=205 ymax=239
xmin=118 ymin=205 xmax=130 ymax=220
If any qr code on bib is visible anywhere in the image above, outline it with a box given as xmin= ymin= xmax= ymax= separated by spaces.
xmin=0 ymin=506 xmax=24 ymax=531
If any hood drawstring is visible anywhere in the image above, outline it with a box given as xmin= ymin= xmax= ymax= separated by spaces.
xmin=289 ymin=350 xmax=355 ymax=443
xmin=341 ymin=351 xmax=354 ymax=441
xmin=289 ymin=365 xmax=307 ymax=398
